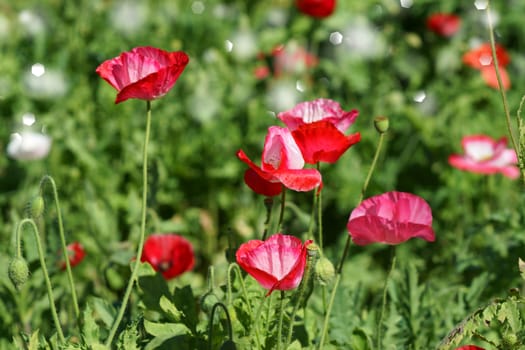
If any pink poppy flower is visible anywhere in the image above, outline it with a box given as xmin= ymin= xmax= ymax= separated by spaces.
xmin=59 ymin=242 xmax=86 ymax=270
xmin=237 ymin=126 xmax=322 ymax=192
xmin=296 ymin=0 xmax=336 ymax=18
xmin=448 ymin=135 xmax=519 ymax=179
xmin=278 ymin=99 xmax=360 ymax=164
xmin=455 ymin=346 xmax=485 ymax=350
xmin=272 ymin=44 xmax=319 ymax=77
xmin=236 ymin=233 xmax=312 ymax=295
xmin=426 ymin=13 xmax=461 ymax=37
xmin=96 ymin=46 xmax=189 ymax=104
xmin=141 ymin=234 xmax=195 ymax=280
xmin=347 ymin=191 xmax=435 ymax=246
xmin=463 ymin=43 xmax=510 ymax=90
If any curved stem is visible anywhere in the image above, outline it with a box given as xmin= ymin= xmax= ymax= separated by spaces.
xmin=208 ymin=302 xmax=234 ymax=350
xmin=16 ymin=218 xmax=65 ymax=343
xmin=486 ymin=1 xmax=518 ymax=154
xmin=40 ymin=175 xmax=80 ymax=319
xmin=318 ymin=131 xmax=386 ymax=349
xmin=376 ymin=248 xmax=396 ymax=349
xmin=105 ymin=100 xmax=152 ymax=346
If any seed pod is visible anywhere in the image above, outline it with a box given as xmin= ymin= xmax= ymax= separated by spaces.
xmin=374 ymin=116 xmax=389 ymax=134
xmin=8 ymin=257 xmax=30 ymax=289
xmin=30 ymin=195 xmax=45 ymax=218
xmin=315 ymin=256 xmax=335 ymax=286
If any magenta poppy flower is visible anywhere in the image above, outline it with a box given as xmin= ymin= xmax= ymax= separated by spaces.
xmin=426 ymin=13 xmax=461 ymax=37
xmin=236 ymin=233 xmax=312 ymax=296
xmin=347 ymin=191 xmax=435 ymax=246
xmin=141 ymin=234 xmax=195 ymax=280
xmin=448 ymin=135 xmax=519 ymax=179
xmin=96 ymin=46 xmax=189 ymax=104
xmin=59 ymin=242 xmax=86 ymax=270
xmin=296 ymin=0 xmax=336 ymax=18
xmin=277 ymin=98 xmax=358 ymax=133
xmin=237 ymin=126 xmax=322 ymax=192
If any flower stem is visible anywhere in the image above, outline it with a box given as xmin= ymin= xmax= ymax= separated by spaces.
xmin=208 ymin=302 xmax=233 ymax=350
xmin=262 ymin=197 xmax=274 ymax=241
xmin=105 ymin=100 xmax=152 ymax=346
xmin=16 ymin=218 xmax=65 ymax=343
xmin=277 ymin=188 xmax=286 ymax=232
xmin=376 ymin=248 xmax=396 ymax=349
xmin=318 ymin=132 xmax=386 ymax=349
xmin=485 ymin=1 xmax=518 ymax=157
xmin=317 ymin=164 xmax=323 ymax=250
xmin=277 ymin=291 xmax=286 ymax=350
xmin=40 ymin=175 xmax=80 ymax=320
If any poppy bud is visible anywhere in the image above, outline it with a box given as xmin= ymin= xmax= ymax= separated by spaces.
xmin=29 ymin=195 xmax=45 ymax=218
xmin=8 ymin=257 xmax=30 ymax=289
xmin=374 ymin=116 xmax=389 ymax=134
xmin=200 ymin=291 xmax=220 ymax=314
xmin=315 ymin=256 xmax=335 ymax=286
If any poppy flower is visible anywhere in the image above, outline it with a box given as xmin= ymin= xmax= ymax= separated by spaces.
xmin=59 ymin=242 xmax=86 ymax=270
xmin=141 ymin=234 xmax=195 ymax=280
xmin=296 ymin=0 xmax=336 ymax=18
xmin=236 ymin=233 xmax=312 ymax=296
xmin=255 ymin=43 xmax=318 ymax=80
xmin=448 ymin=135 xmax=519 ymax=179
xmin=278 ymin=99 xmax=360 ymax=164
xmin=96 ymin=46 xmax=189 ymax=104
xmin=455 ymin=346 xmax=485 ymax=350
xmin=237 ymin=126 xmax=322 ymax=192
xmin=243 ymin=168 xmax=283 ymax=197
xmin=426 ymin=13 xmax=461 ymax=37
xmin=462 ymin=43 xmax=510 ymax=90
xmin=347 ymin=191 xmax=435 ymax=246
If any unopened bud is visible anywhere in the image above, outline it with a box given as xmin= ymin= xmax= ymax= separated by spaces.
xmin=8 ymin=257 xmax=29 ymax=289
xmin=374 ymin=116 xmax=389 ymax=134
xmin=30 ymin=195 xmax=45 ymax=218
xmin=315 ymin=257 xmax=335 ymax=286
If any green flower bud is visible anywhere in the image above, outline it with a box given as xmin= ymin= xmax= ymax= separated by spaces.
xmin=8 ymin=257 xmax=30 ymax=289
xmin=315 ymin=257 xmax=335 ymax=286
xmin=30 ymin=195 xmax=45 ymax=218
xmin=199 ymin=291 xmax=221 ymax=314
xmin=374 ymin=116 xmax=389 ymax=134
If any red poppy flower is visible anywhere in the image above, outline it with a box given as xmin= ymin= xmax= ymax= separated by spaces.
xmin=96 ymin=46 xmax=189 ymax=104
xmin=278 ymin=98 xmax=359 ymax=133
xmin=243 ymin=168 xmax=283 ymax=197
xmin=455 ymin=346 xmax=485 ymax=350
xmin=59 ymin=242 xmax=86 ymax=270
xmin=296 ymin=0 xmax=336 ymax=18
xmin=448 ymin=135 xmax=519 ymax=179
xmin=237 ymin=126 xmax=322 ymax=192
xmin=291 ymin=120 xmax=361 ymax=164
xmin=236 ymin=233 xmax=312 ymax=296
xmin=463 ymin=43 xmax=510 ymax=90
xmin=347 ymin=191 xmax=435 ymax=246
xmin=426 ymin=13 xmax=461 ymax=37
xmin=141 ymin=234 xmax=195 ymax=280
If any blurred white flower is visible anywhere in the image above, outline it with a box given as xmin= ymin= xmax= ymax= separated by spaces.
xmin=265 ymin=80 xmax=301 ymax=113
xmin=18 ymin=9 xmax=45 ymax=36
xmin=266 ymin=8 xmax=288 ymax=27
xmin=480 ymin=8 xmax=499 ymax=28
xmin=110 ymin=0 xmax=147 ymax=36
xmin=7 ymin=131 xmax=51 ymax=161
xmin=229 ymin=30 xmax=257 ymax=61
xmin=340 ymin=17 xmax=386 ymax=60
xmin=23 ymin=64 xmax=68 ymax=99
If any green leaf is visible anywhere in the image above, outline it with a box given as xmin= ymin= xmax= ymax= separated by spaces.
xmin=117 ymin=318 xmax=140 ymax=350
xmin=91 ymin=297 xmax=117 ymax=328
xmin=27 ymin=329 xmax=39 ymax=350
xmin=143 ymin=320 xmax=191 ymax=338
xmin=82 ymin=302 xmax=100 ymax=345
xmin=159 ymin=295 xmax=183 ymax=322
xmin=286 ymin=340 xmax=302 ymax=350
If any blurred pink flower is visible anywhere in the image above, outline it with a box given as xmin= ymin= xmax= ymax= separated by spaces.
xmin=96 ymin=46 xmax=189 ymax=104
xmin=254 ymin=43 xmax=318 ymax=79
xmin=237 ymin=126 xmax=322 ymax=192
xmin=236 ymin=233 xmax=312 ymax=296
xmin=347 ymin=191 xmax=435 ymax=246
xmin=426 ymin=13 xmax=461 ymax=37
xmin=448 ymin=135 xmax=519 ymax=179
xmin=278 ymin=99 xmax=360 ymax=164
xmin=141 ymin=234 xmax=195 ymax=280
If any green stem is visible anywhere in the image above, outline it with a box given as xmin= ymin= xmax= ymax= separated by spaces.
xmin=262 ymin=197 xmax=274 ymax=241
xmin=318 ymin=131 xmax=386 ymax=349
xmin=317 ymin=163 xmax=323 ymax=250
xmin=16 ymin=218 xmax=65 ymax=343
xmin=277 ymin=291 xmax=286 ymax=350
xmin=376 ymin=248 xmax=396 ymax=349
xmin=105 ymin=100 xmax=152 ymax=346
xmin=40 ymin=175 xmax=80 ymax=319
xmin=486 ymin=1 xmax=518 ymax=154
xmin=277 ymin=188 xmax=286 ymax=232
xmin=208 ymin=302 xmax=234 ymax=350
xmin=252 ymin=293 xmax=268 ymax=350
